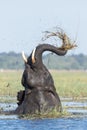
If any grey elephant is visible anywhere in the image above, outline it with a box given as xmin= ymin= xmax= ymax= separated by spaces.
xmin=15 ymin=44 xmax=68 ymax=114
xmin=15 ymin=30 xmax=76 ymax=115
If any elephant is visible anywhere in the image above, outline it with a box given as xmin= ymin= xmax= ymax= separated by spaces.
xmin=15 ymin=44 xmax=68 ymax=114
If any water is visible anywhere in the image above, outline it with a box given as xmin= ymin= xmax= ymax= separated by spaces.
xmin=62 ymin=101 xmax=87 ymax=115
xmin=0 ymin=103 xmax=17 ymax=111
xmin=0 ymin=100 xmax=87 ymax=130
xmin=0 ymin=117 xmax=87 ymax=130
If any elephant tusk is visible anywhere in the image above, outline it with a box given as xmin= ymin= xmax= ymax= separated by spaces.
xmin=22 ymin=51 xmax=27 ymax=63
xmin=32 ymin=48 xmax=36 ymax=64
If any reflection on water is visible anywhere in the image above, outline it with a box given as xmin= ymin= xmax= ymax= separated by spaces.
xmin=0 ymin=99 xmax=87 ymax=130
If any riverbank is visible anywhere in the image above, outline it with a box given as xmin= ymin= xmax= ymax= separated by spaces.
xmin=0 ymin=70 xmax=87 ymax=98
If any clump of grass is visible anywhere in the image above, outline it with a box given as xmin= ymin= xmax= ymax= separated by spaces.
xmin=19 ymin=109 xmax=70 ymax=119
xmin=42 ymin=28 xmax=77 ymax=51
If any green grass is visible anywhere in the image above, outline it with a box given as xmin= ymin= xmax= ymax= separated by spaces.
xmin=51 ymin=70 xmax=87 ymax=99
xmin=0 ymin=70 xmax=87 ymax=101
xmin=0 ymin=70 xmax=23 ymax=97
xmin=19 ymin=109 xmax=70 ymax=119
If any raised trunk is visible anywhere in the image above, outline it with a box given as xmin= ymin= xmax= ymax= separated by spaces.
xmin=28 ymin=44 xmax=67 ymax=68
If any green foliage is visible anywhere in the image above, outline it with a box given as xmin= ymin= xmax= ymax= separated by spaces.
xmin=0 ymin=52 xmax=24 ymax=69
xmin=43 ymin=53 xmax=87 ymax=70
xmin=0 ymin=52 xmax=87 ymax=70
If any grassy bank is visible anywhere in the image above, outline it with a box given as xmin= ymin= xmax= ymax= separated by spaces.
xmin=51 ymin=70 xmax=87 ymax=99
xmin=0 ymin=70 xmax=87 ymax=101
xmin=0 ymin=70 xmax=23 ymax=97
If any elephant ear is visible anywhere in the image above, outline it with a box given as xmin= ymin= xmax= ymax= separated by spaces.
xmin=31 ymin=48 xmax=36 ymax=64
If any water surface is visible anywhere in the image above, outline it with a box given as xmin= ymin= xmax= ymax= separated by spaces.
xmin=0 ymin=100 xmax=87 ymax=130
xmin=0 ymin=117 xmax=87 ymax=130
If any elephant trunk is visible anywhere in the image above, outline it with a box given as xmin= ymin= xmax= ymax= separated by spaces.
xmin=31 ymin=44 xmax=67 ymax=65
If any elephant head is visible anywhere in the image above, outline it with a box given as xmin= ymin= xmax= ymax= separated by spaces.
xmin=21 ymin=44 xmax=67 ymax=90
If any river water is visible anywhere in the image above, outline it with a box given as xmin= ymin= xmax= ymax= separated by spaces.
xmin=0 ymin=117 xmax=87 ymax=130
xmin=0 ymin=100 xmax=87 ymax=130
